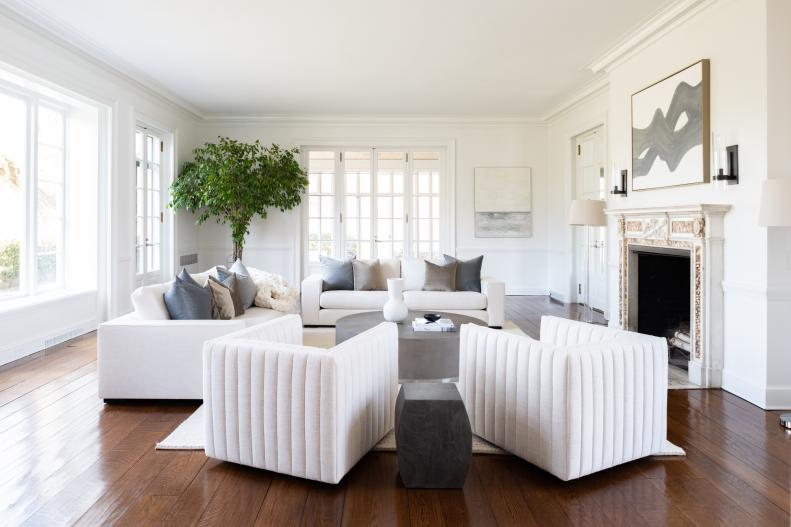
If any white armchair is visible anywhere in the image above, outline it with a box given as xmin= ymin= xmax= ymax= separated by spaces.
xmin=202 ymin=314 xmax=398 ymax=484
xmin=458 ymin=316 xmax=669 ymax=481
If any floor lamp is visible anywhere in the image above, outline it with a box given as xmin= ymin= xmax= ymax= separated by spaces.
xmin=569 ymin=199 xmax=607 ymax=324
xmin=758 ymin=178 xmax=791 ymax=431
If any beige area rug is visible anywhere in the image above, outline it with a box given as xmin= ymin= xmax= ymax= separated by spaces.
xmin=156 ymin=405 xmax=506 ymax=454
xmin=156 ymin=405 xmax=684 ymax=457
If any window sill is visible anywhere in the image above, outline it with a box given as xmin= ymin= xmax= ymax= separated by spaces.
xmin=0 ymin=288 xmax=97 ymax=315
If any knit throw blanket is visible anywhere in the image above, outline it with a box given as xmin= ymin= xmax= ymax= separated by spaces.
xmin=249 ymin=269 xmax=299 ymax=313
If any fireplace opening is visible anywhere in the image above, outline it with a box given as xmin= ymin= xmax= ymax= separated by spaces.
xmin=635 ymin=249 xmax=691 ymax=371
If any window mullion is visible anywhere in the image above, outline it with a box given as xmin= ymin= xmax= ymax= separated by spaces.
xmin=405 ymin=150 xmax=414 ymax=258
xmin=28 ymin=100 xmax=38 ymax=296
xmin=335 ymin=150 xmax=343 ymax=260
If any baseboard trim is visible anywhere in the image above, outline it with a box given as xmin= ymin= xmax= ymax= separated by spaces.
xmin=507 ymin=287 xmax=549 ymax=296
xmin=0 ymin=318 xmax=97 ymax=367
xmin=721 ymin=369 xmax=767 ymax=409
xmin=549 ymin=290 xmax=568 ymax=303
xmin=765 ymin=385 xmax=791 ymax=410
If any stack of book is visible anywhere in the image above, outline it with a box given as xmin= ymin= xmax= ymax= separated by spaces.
xmin=412 ymin=318 xmax=456 ymax=332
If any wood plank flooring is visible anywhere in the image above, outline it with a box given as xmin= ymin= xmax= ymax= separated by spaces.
xmin=0 ymin=296 xmax=788 ymax=526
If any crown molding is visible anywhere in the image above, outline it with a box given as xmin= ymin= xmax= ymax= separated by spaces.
xmin=588 ymin=0 xmax=715 ymax=74
xmin=199 ymin=113 xmax=546 ymax=127
xmin=541 ymin=75 xmax=610 ymax=123
xmin=0 ymin=0 xmax=205 ymax=121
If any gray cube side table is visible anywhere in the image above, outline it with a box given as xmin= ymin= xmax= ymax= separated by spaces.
xmin=394 ymin=383 xmax=472 ymax=488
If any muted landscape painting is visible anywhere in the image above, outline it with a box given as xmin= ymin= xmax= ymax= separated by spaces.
xmin=631 ymin=60 xmax=709 ymax=190
xmin=474 ymin=167 xmax=532 ymax=237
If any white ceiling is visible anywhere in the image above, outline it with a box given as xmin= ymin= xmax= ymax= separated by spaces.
xmin=13 ymin=0 xmax=673 ymax=117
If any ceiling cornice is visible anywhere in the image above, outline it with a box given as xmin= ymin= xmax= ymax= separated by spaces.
xmin=541 ymin=76 xmax=610 ymax=123
xmin=587 ymin=0 xmax=715 ymax=74
xmin=0 ymin=0 xmax=205 ymax=121
xmin=199 ymin=113 xmax=546 ymax=127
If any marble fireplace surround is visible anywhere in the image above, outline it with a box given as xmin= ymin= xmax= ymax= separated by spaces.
xmin=605 ymin=204 xmax=731 ymax=388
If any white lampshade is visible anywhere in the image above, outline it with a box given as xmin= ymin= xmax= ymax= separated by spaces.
xmin=758 ymin=179 xmax=791 ymax=226
xmin=569 ymin=199 xmax=607 ymax=226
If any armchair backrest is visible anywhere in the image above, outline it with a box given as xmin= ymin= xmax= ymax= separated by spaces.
xmin=539 ymin=316 xmax=626 ymax=346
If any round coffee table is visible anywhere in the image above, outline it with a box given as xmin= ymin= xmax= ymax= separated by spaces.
xmin=335 ymin=311 xmax=486 ymax=382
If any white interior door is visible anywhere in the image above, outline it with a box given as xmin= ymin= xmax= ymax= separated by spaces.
xmin=573 ymin=127 xmax=607 ymax=312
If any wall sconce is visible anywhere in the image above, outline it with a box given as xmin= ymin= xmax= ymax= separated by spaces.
xmin=610 ymin=169 xmax=628 ymax=196
xmin=712 ymin=142 xmax=739 ymax=185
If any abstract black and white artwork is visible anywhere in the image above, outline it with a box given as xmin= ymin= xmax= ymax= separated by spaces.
xmin=474 ymin=167 xmax=532 ymax=237
xmin=631 ymin=60 xmax=709 ymax=190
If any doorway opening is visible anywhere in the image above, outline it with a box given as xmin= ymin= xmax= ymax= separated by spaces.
xmin=572 ymin=126 xmax=607 ymax=321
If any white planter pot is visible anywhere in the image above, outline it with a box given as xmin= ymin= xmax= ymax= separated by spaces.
xmin=383 ymin=278 xmax=409 ymax=322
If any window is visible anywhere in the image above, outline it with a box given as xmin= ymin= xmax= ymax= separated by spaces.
xmin=0 ymin=86 xmax=87 ymax=300
xmin=135 ymin=128 xmax=164 ymax=278
xmin=304 ymin=147 xmax=445 ymax=269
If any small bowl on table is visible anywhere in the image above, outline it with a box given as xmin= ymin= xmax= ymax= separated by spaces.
xmin=423 ymin=313 xmax=441 ymax=324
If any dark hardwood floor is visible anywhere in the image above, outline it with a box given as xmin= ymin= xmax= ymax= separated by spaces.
xmin=0 ymin=297 xmax=788 ymax=526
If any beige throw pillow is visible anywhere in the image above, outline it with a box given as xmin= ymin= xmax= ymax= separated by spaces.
xmin=422 ymin=260 xmax=457 ymax=291
xmin=204 ymin=276 xmax=235 ymax=320
xmin=352 ymin=259 xmax=380 ymax=291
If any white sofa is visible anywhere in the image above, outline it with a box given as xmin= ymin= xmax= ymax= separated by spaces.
xmin=203 ymin=315 xmax=398 ymax=484
xmin=98 ymin=268 xmax=285 ymax=400
xmin=458 ymin=316 xmax=669 ymax=481
xmin=301 ymin=258 xmax=505 ymax=327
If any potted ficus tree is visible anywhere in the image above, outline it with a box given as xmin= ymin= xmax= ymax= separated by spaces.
xmin=170 ymin=137 xmax=309 ymax=261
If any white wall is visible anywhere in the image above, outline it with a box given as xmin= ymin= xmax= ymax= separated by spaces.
xmin=590 ymin=0 xmax=783 ymax=408
xmin=546 ymin=89 xmax=610 ymax=306
xmin=765 ymin=0 xmax=791 ymax=409
xmin=0 ymin=8 xmax=200 ymax=365
xmin=192 ymin=121 xmax=549 ymax=294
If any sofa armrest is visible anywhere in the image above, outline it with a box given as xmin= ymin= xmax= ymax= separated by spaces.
xmin=98 ymin=316 xmax=245 ymax=399
xmin=301 ymin=273 xmax=323 ymax=325
xmin=480 ymin=277 xmax=505 ymax=327
xmin=331 ymin=322 xmax=399 ymax=480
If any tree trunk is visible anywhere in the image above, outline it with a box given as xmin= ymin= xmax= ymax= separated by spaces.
xmin=233 ymin=241 xmax=243 ymax=262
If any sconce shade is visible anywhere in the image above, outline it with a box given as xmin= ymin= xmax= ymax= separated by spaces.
xmin=758 ymin=179 xmax=791 ymax=226
xmin=569 ymin=199 xmax=607 ymax=226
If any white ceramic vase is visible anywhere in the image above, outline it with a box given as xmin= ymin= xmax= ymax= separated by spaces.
xmin=383 ymin=278 xmax=409 ymax=322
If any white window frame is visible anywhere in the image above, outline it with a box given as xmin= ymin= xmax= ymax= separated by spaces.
xmin=0 ymin=80 xmax=69 ymax=300
xmin=299 ymin=141 xmax=455 ymax=278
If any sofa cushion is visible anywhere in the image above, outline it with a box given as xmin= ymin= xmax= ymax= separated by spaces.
xmin=443 ymin=254 xmax=483 ymax=292
xmin=320 ymin=290 xmax=389 ymax=309
xmin=163 ymin=269 xmax=213 ymax=320
xmin=235 ymin=307 xmax=287 ymax=326
xmin=404 ymin=291 xmax=487 ymax=310
xmin=131 ymin=282 xmax=171 ymax=320
xmin=320 ymin=256 xmax=354 ymax=291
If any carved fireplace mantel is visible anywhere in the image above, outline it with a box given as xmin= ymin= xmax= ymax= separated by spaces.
xmin=605 ymin=204 xmax=730 ymax=388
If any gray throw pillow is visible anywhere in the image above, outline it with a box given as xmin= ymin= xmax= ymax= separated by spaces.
xmin=423 ymin=260 xmax=457 ymax=292
xmin=443 ymin=254 xmax=484 ymax=292
xmin=220 ymin=260 xmax=257 ymax=308
xmin=352 ymin=259 xmax=380 ymax=291
xmin=216 ymin=271 xmax=245 ymax=316
xmin=163 ymin=269 xmax=212 ymax=320
xmin=320 ymin=256 xmax=354 ymax=291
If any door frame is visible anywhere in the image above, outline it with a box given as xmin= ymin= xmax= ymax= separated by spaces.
xmin=570 ymin=123 xmax=609 ymax=319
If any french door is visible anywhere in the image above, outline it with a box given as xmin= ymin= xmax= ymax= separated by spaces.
xmin=305 ymin=147 xmax=444 ymax=273
xmin=134 ymin=126 xmax=165 ymax=286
